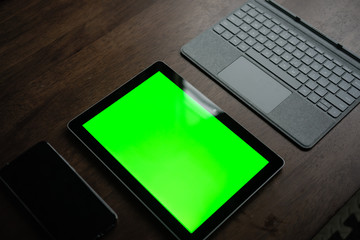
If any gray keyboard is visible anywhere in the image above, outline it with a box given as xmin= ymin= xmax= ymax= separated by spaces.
xmin=213 ymin=2 xmax=360 ymax=118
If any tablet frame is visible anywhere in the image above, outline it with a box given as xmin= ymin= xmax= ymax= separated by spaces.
xmin=68 ymin=61 xmax=284 ymax=240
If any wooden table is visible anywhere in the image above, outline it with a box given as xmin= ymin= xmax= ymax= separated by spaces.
xmin=1 ymin=0 xmax=359 ymax=239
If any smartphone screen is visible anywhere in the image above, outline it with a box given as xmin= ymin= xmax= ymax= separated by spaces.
xmin=0 ymin=142 xmax=117 ymax=240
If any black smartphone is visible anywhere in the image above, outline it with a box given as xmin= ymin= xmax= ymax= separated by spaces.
xmin=0 ymin=142 xmax=117 ymax=240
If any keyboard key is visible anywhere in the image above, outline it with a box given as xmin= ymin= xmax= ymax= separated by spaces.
xmin=289 ymin=30 xmax=298 ymax=36
xmin=237 ymin=31 xmax=248 ymax=40
xmin=279 ymin=61 xmax=291 ymax=71
xmin=261 ymin=48 xmax=273 ymax=58
xmin=338 ymin=80 xmax=351 ymax=91
xmin=248 ymin=9 xmax=258 ymax=17
xmin=280 ymin=31 xmax=291 ymax=40
xmin=253 ymin=42 xmax=265 ymax=52
xmin=287 ymin=67 xmax=299 ymax=77
xmin=255 ymin=14 xmax=267 ymax=23
xmin=245 ymin=37 xmax=256 ymax=46
xmin=289 ymin=36 xmax=300 ymax=45
xmin=270 ymin=55 xmax=282 ymax=64
xmin=324 ymin=60 xmax=335 ymax=70
xmin=250 ymin=20 xmax=262 ymax=30
xmin=259 ymin=26 xmax=270 ymax=35
xmin=308 ymin=71 xmax=320 ymax=81
xmin=214 ymin=25 xmax=225 ymax=34
xmin=235 ymin=10 xmax=247 ymax=19
xmin=324 ymin=53 xmax=334 ymax=60
xmin=273 ymin=46 xmax=285 ymax=55
xmin=301 ymin=55 xmax=313 ymax=65
xmin=280 ymin=24 xmax=289 ymax=31
xmin=299 ymin=64 xmax=311 ymax=74
xmin=354 ymin=72 xmax=360 ymax=79
xmin=317 ymin=101 xmax=329 ymax=111
xmin=283 ymin=77 xmax=301 ymax=89
xmin=352 ymin=79 xmax=360 ymax=90
xmin=348 ymin=87 xmax=360 ymax=98
xmin=333 ymin=66 xmax=345 ymax=76
xmin=267 ymin=32 xmax=278 ymax=41
xmin=272 ymin=18 xmax=280 ymax=25
xmin=336 ymin=90 xmax=355 ymax=105
xmin=248 ymin=29 xmax=259 ymax=38
xmin=306 ymin=80 xmax=318 ymax=90
xmin=229 ymin=36 xmax=241 ymax=46
xmin=240 ymin=23 xmax=251 ymax=32
xmin=275 ymin=38 xmax=286 ymax=47
xmin=305 ymin=48 xmax=317 ymax=57
xmin=256 ymin=34 xmax=267 ymax=43
xmin=272 ymin=25 xmax=283 ymax=34
xmin=264 ymin=13 xmax=272 ymax=19
xmin=282 ymin=52 xmax=293 ymax=62
xmin=327 ymin=83 xmax=339 ymax=94
xmin=308 ymin=92 xmax=321 ymax=103
xmin=315 ymin=54 xmax=327 ymax=63
xmin=320 ymin=99 xmax=332 ymax=109
xmin=290 ymin=59 xmax=302 ymax=68
xmin=315 ymin=86 xmax=327 ymax=97
xmin=241 ymin=4 xmax=251 ymax=12
xmin=221 ymin=20 xmax=240 ymax=34
xmin=328 ymin=107 xmax=341 ymax=118
xmin=284 ymin=43 xmax=296 ymax=53
xmin=319 ymin=68 xmax=331 ymax=78
xmin=315 ymin=47 xmax=324 ymax=54
xmin=238 ymin=42 xmax=250 ymax=51
xmin=228 ymin=15 xmax=243 ymax=26
xmin=306 ymin=41 xmax=315 ymax=48
xmin=342 ymin=73 xmax=354 ymax=83
xmin=297 ymin=42 xmax=308 ymax=51
xmin=221 ymin=31 xmax=233 ymax=40
xmin=296 ymin=73 xmax=308 ymax=83
xmin=325 ymin=93 xmax=348 ymax=111
xmin=255 ymin=7 xmax=264 ymax=14
xmin=264 ymin=40 xmax=276 ymax=50
xmin=243 ymin=15 xmax=254 ymax=24
xmin=329 ymin=74 xmax=341 ymax=84
xmin=293 ymin=49 xmax=305 ymax=59
xmin=310 ymin=62 xmax=322 ymax=71
xmin=298 ymin=86 xmax=311 ymax=96
xmin=264 ymin=19 xmax=274 ymax=28
xmin=333 ymin=59 xmax=342 ymax=67
xmin=343 ymin=66 xmax=352 ymax=73
xmin=317 ymin=77 xmax=330 ymax=87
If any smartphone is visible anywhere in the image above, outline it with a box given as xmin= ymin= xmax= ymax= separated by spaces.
xmin=0 ymin=142 xmax=117 ymax=240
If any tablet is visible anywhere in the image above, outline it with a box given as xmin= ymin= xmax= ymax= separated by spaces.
xmin=68 ymin=61 xmax=284 ymax=240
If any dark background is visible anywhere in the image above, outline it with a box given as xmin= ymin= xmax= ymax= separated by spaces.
xmin=0 ymin=0 xmax=359 ymax=239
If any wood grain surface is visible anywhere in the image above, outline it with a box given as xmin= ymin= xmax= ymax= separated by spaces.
xmin=1 ymin=0 xmax=359 ymax=239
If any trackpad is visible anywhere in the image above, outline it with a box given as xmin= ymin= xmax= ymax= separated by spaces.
xmin=218 ymin=56 xmax=291 ymax=113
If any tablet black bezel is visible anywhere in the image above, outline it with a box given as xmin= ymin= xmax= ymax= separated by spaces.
xmin=68 ymin=61 xmax=284 ymax=240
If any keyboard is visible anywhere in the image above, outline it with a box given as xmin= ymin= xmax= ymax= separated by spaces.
xmin=213 ymin=2 xmax=360 ymax=118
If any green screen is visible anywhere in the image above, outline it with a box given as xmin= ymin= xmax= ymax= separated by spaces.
xmin=83 ymin=71 xmax=268 ymax=233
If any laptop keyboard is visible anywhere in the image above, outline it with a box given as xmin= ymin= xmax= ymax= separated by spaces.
xmin=213 ymin=2 xmax=360 ymax=118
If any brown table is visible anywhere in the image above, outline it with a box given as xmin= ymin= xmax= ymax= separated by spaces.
xmin=1 ymin=0 xmax=359 ymax=239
